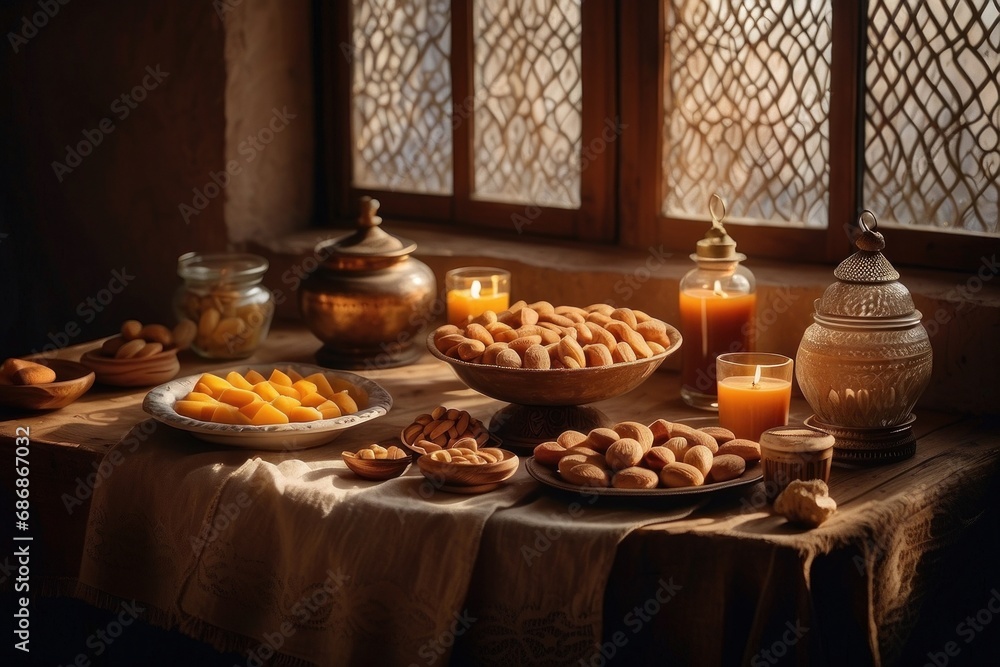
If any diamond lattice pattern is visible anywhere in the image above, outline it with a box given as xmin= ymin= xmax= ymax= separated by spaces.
xmin=351 ymin=0 xmax=453 ymax=194
xmin=865 ymin=1 xmax=999 ymax=233
xmin=473 ymin=0 xmax=583 ymax=208
xmin=662 ymin=0 xmax=831 ymax=227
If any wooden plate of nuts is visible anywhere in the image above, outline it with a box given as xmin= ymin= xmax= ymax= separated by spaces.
xmin=80 ymin=319 xmax=194 ymax=387
xmin=416 ymin=443 xmax=520 ymax=494
xmin=525 ymin=419 xmax=762 ymax=497
xmin=342 ymin=443 xmax=412 ymax=480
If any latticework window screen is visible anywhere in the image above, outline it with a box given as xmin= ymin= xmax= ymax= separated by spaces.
xmin=865 ymin=1 xmax=999 ymax=234
xmin=350 ymin=0 xmax=453 ymax=195
xmin=473 ymin=0 xmax=583 ymax=208
xmin=661 ymin=0 xmax=831 ymax=228
xmin=349 ymin=0 xmax=583 ymax=209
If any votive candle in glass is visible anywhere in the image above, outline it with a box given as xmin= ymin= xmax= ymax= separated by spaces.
xmin=716 ymin=352 xmax=793 ymax=441
xmin=445 ymin=267 xmax=511 ymax=326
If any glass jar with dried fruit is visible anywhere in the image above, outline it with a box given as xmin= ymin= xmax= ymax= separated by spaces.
xmin=173 ymin=252 xmax=275 ymax=359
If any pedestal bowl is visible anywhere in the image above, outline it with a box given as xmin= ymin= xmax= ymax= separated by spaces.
xmin=426 ymin=324 xmax=682 ymax=451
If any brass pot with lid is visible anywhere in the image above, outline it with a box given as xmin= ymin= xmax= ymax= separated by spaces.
xmin=795 ymin=211 xmax=933 ymax=464
xmin=299 ymin=198 xmax=438 ymax=369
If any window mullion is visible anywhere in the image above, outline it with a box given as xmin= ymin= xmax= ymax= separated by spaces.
xmin=827 ymin=0 xmax=866 ymax=261
xmin=451 ymin=0 xmax=473 ymax=221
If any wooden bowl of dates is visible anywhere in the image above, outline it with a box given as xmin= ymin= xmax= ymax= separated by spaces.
xmin=0 ymin=358 xmax=95 ymax=410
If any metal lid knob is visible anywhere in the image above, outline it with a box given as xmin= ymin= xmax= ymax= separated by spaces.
xmin=694 ymin=194 xmax=746 ymax=262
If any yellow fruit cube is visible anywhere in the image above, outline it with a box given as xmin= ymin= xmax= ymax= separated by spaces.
xmin=198 ymin=373 xmax=233 ymax=396
xmin=288 ymin=406 xmax=323 ymax=423
xmin=269 ymin=381 xmax=300 ymax=399
xmin=226 ymin=371 xmax=254 ymax=390
xmin=185 ymin=391 xmax=216 ymax=403
xmin=316 ymin=400 xmax=342 ymax=420
xmin=175 ymin=400 xmax=218 ymax=421
xmin=269 ymin=369 xmax=294 ymax=387
xmin=250 ymin=402 xmax=290 ymax=425
xmin=217 ymin=388 xmax=260 ymax=408
xmin=270 ymin=395 xmax=301 ymax=416
xmin=335 ymin=381 xmax=367 ymax=408
xmin=304 ymin=373 xmax=337 ymax=399
xmin=238 ymin=400 xmax=267 ymax=419
xmin=210 ymin=404 xmax=250 ymax=425
xmin=328 ymin=390 xmax=359 ymax=415
xmin=251 ymin=381 xmax=281 ymax=402
xmin=244 ymin=369 xmax=267 ymax=384
xmin=291 ymin=379 xmax=318 ymax=398
xmin=299 ymin=392 xmax=328 ymax=408
xmin=194 ymin=381 xmax=214 ymax=397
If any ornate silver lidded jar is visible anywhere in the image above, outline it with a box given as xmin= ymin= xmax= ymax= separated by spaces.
xmin=795 ymin=211 xmax=933 ymax=465
xmin=299 ymin=197 xmax=437 ymax=369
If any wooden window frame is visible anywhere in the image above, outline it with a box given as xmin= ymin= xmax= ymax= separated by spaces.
xmin=318 ymin=0 xmax=616 ymax=243
xmin=318 ymin=1 xmax=997 ymax=272
xmin=621 ymin=0 xmax=997 ymax=272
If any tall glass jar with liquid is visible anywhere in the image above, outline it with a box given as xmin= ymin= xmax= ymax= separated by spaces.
xmin=678 ymin=197 xmax=756 ymax=410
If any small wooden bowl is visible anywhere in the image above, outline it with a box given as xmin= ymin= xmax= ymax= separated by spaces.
xmin=342 ymin=450 xmax=412 ymax=481
xmin=81 ymin=347 xmax=181 ymax=387
xmin=0 ymin=359 xmax=95 ymax=410
xmin=416 ymin=448 xmax=520 ymax=493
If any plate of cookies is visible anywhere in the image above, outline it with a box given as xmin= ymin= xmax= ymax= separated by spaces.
xmin=525 ymin=419 xmax=762 ymax=497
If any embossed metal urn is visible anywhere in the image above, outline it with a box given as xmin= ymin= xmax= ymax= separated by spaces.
xmin=795 ymin=212 xmax=933 ymax=465
xmin=299 ymin=197 xmax=437 ymax=369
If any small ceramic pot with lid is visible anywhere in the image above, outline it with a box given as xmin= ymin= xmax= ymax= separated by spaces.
xmin=299 ymin=198 xmax=437 ymax=369
xmin=795 ymin=211 xmax=933 ymax=464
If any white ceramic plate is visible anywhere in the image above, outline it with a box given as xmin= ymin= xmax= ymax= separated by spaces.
xmin=142 ymin=363 xmax=392 ymax=451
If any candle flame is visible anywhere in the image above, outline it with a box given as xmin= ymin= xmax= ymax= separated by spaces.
xmin=752 ymin=364 xmax=761 ymax=388
xmin=470 ymin=279 xmax=482 ymax=299
xmin=713 ymin=280 xmax=727 ymax=298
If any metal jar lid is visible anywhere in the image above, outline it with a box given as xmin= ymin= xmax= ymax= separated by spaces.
xmin=813 ymin=211 xmax=919 ymax=323
xmin=316 ymin=197 xmax=418 ymax=271
xmin=692 ymin=194 xmax=747 ymax=263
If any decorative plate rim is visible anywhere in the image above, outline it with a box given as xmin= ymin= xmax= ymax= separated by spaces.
xmin=142 ymin=362 xmax=392 ymax=436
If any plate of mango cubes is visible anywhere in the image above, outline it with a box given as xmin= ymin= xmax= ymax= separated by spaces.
xmin=142 ymin=363 xmax=392 ymax=450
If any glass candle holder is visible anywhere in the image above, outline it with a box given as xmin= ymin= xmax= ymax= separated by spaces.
xmin=759 ymin=425 xmax=834 ymax=501
xmin=445 ymin=267 xmax=511 ymax=326
xmin=716 ymin=352 xmax=793 ymax=441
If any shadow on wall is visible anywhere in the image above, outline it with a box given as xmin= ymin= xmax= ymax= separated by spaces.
xmin=0 ymin=0 xmax=233 ymax=356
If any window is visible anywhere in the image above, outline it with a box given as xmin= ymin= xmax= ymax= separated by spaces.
xmin=320 ymin=1 xmax=999 ymax=271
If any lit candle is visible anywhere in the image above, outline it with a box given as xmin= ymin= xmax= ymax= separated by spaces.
xmin=679 ymin=281 xmax=756 ymax=405
xmin=445 ymin=267 xmax=511 ymax=326
xmin=716 ymin=354 xmax=793 ymax=441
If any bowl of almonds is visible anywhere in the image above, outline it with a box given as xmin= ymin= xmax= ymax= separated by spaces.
xmin=342 ymin=443 xmax=412 ymax=481
xmin=80 ymin=318 xmax=195 ymax=387
xmin=399 ymin=405 xmax=495 ymax=456
xmin=427 ymin=301 xmax=682 ymax=406
xmin=427 ymin=302 xmax=682 ymax=449
xmin=416 ymin=441 xmax=520 ymax=493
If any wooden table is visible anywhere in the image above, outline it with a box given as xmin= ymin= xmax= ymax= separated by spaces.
xmin=2 ymin=321 xmax=998 ymax=666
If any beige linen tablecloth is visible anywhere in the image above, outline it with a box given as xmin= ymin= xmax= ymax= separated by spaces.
xmin=76 ymin=420 xmax=537 ymax=666
xmin=75 ymin=420 xmax=700 ymax=666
